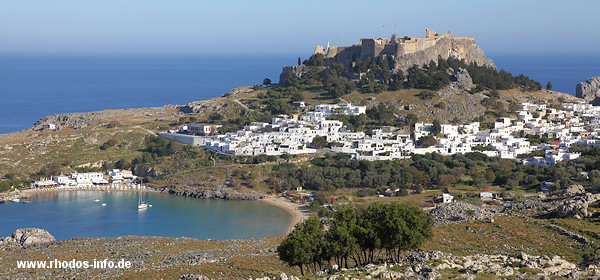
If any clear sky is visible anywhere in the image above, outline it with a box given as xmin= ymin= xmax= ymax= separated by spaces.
xmin=1 ymin=0 xmax=599 ymax=55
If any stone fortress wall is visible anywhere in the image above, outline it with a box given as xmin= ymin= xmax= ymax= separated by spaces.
xmin=313 ymin=29 xmax=495 ymax=72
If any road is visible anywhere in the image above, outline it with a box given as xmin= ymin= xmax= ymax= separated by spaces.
xmin=134 ymin=125 xmax=157 ymax=136
xmin=233 ymin=99 xmax=251 ymax=110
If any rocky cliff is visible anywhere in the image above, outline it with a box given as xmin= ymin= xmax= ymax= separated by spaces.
xmin=393 ymin=37 xmax=496 ymax=72
xmin=576 ymin=76 xmax=600 ymax=104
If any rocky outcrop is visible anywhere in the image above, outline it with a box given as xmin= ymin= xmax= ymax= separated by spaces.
xmin=0 ymin=228 xmax=55 ymax=248
xmin=438 ymin=67 xmax=474 ymax=96
xmin=502 ymin=198 xmax=560 ymax=215
xmin=557 ymin=192 xmax=600 ymax=219
xmin=452 ymin=68 xmax=474 ymax=90
xmin=428 ymin=202 xmax=500 ymax=225
xmin=279 ymin=65 xmax=327 ymax=82
xmin=576 ymin=76 xmax=600 ymax=104
xmin=30 ymin=106 xmax=175 ymax=131
xmin=32 ymin=112 xmax=104 ymax=130
xmin=561 ymin=184 xmax=586 ymax=196
xmin=179 ymin=98 xmax=233 ymax=114
xmin=393 ymin=37 xmax=495 ymax=72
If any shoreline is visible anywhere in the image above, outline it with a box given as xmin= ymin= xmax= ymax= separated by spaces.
xmin=259 ymin=195 xmax=313 ymax=234
xmin=5 ymin=188 xmax=307 ymax=235
xmin=20 ymin=188 xmax=159 ymax=194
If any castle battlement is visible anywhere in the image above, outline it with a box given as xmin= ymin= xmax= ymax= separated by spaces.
xmin=310 ymin=28 xmax=495 ymax=72
xmin=314 ymin=29 xmax=476 ymax=59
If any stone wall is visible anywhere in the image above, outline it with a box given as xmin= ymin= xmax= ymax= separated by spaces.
xmin=311 ymin=29 xmax=496 ymax=73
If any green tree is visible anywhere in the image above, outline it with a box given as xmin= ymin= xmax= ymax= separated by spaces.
xmin=305 ymin=53 xmax=325 ymax=66
xmin=376 ymin=202 xmax=433 ymax=263
xmin=311 ymin=136 xmax=329 ymax=148
xmin=416 ymin=90 xmax=435 ymax=100
xmin=208 ymin=112 xmax=224 ymax=123
xmin=263 ymin=78 xmax=272 ymax=86
xmin=277 ymin=217 xmax=325 ymax=275
xmin=298 ymin=57 xmax=302 ymax=66
xmin=546 ymin=81 xmax=552 ymax=90
xmin=431 ymin=119 xmax=441 ymax=136
xmin=290 ymin=92 xmax=304 ymax=102
xmin=417 ymin=135 xmax=436 ymax=147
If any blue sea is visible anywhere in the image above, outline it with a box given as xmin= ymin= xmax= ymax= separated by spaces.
xmin=0 ymin=191 xmax=291 ymax=240
xmin=0 ymin=54 xmax=298 ymax=134
xmin=0 ymin=52 xmax=599 ymax=134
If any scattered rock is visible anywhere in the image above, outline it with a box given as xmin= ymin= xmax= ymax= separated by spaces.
xmin=561 ymin=185 xmax=586 ymax=196
xmin=502 ymin=198 xmax=560 ymax=215
xmin=428 ymin=202 xmax=500 ymax=225
xmin=178 ymin=275 xmax=213 ymax=280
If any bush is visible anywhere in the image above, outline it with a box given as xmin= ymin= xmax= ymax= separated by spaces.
xmin=355 ymin=188 xmax=376 ymax=197
xmin=417 ymin=135 xmax=436 ymax=147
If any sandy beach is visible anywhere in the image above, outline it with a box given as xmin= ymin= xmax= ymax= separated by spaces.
xmin=260 ymin=196 xmax=313 ymax=234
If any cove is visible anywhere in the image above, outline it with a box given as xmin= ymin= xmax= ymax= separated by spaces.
xmin=0 ymin=191 xmax=292 ymax=240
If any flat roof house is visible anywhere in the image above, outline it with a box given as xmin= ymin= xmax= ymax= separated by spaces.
xmin=479 ymin=190 xmax=500 ymax=200
xmin=188 ymin=123 xmax=223 ymax=136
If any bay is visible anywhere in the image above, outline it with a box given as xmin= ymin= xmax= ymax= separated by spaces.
xmin=0 ymin=191 xmax=292 ymax=240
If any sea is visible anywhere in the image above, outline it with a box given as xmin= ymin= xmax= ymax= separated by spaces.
xmin=0 ymin=191 xmax=292 ymax=240
xmin=1 ymin=52 xmax=600 ymax=134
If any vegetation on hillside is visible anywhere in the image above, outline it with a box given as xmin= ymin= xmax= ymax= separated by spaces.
xmin=268 ymin=147 xmax=600 ymax=196
xmin=277 ymin=202 xmax=432 ymax=274
xmin=283 ymin=55 xmax=542 ymax=95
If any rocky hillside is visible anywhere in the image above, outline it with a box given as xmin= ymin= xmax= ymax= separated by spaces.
xmin=30 ymin=106 xmax=179 ymax=131
xmin=392 ymin=36 xmax=495 ymax=72
xmin=576 ymin=76 xmax=600 ymax=105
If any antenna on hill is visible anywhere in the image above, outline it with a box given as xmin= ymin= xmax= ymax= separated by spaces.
xmin=383 ymin=24 xmax=398 ymax=36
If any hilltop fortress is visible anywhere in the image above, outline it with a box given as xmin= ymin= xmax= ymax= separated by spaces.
xmin=313 ymin=29 xmax=495 ymax=73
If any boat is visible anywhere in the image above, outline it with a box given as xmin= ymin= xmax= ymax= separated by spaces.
xmin=11 ymin=198 xmax=20 ymax=203
xmin=101 ymin=203 xmax=107 ymax=206
xmin=137 ymin=178 xmax=149 ymax=209
xmin=94 ymin=199 xmax=100 ymax=202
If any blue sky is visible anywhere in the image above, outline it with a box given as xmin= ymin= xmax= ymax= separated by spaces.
xmin=1 ymin=0 xmax=598 ymax=55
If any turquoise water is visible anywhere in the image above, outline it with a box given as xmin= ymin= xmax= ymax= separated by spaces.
xmin=0 ymin=191 xmax=291 ymax=240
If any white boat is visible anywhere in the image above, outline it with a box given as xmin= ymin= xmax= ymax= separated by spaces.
xmin=94 ymin=199 xmax=100 ymax=202
xmin=101 ymin=203 xmax=107 ymax=207
xmin=11 ymin=198 xmax=20 ymax=203
xmin=137 ymin=178 xmax=149 ymax=210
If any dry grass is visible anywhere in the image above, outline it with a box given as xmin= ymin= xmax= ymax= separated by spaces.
xmin=421 ymin=216 xmax=597 ymax=266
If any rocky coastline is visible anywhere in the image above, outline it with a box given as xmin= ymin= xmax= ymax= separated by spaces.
xmin=0 ymin=190 xmax=31 ymax=204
